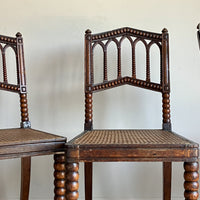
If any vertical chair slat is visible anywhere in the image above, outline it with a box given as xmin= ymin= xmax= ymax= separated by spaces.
xmin=103 ymin=49 xmax=107 ymax=82
xmin=2 ymin=50 xmax=7 ymax=83
xmin=146 ymin=47 xmax=150 ymax=82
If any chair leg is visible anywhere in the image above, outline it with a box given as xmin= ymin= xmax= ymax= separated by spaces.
xmin=163 ymin=162 xmax=172 ymax=200
xmin=184 ymin=162 xmax=199 ymax=200
xmin=20 ymin=157 xmax=31 ymax=200
xmin=54 ymin=153 xmax=66 ymax=200
xmin=66 ymin=162 xmax=79 ymax=200
xmin=85 ymin=162 xmax=93 ymax=200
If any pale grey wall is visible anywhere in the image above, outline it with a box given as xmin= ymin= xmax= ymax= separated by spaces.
xmin=0 ymin=0 xmax=199 ymax=199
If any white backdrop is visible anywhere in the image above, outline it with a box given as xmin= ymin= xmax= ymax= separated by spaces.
xmin=0 ymin=0 xmax=199 ymax=199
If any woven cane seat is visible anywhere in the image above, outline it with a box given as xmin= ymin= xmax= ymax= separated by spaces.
xmin=0 ymin=128 xmax=65 ymax=146
xmin=72 ymin=129 xmax=198 ymax=148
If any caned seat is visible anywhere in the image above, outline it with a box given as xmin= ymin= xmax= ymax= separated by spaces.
xmin=0 ymin=129 xmax=65 ymax=158
xmin=72 ymin=130 xmax=197 ymax=147
xmin=0 ymin=33 xmax=66 ymax=200
xmin=65 ymin=27 xmax=199 ymax=200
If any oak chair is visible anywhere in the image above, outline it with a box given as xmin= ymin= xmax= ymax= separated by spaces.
xmin=0 ymin=32 xmax=66 ymax=200
xmin=197 ymin=23 xmax=200 ymax=49
xmin=65 ymin=27 xmax=199 ymax=200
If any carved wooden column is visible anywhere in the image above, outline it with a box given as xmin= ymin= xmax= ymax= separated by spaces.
xmin=85 ymin=92 xmax=93 ymax=130
xmin=184 ymin=162 xmax=199 ymax=200
xmin=162 ymin=92 xmax=171 ymax=130
xmin=20 ymin=93 xmax=30 ymax=128
xmin=66 ymin=162 xmax=79 ymax=200
xmin=161 ymin=28 xmax=171 ymax=131
xmin=54 ymin=154 xmax=66 ymax=200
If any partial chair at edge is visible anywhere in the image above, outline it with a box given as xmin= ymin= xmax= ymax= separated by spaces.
xmin=0 ymin=33 xmax=66 ymax=200
xmin=65 ymin=27 xmax=199 ymax=200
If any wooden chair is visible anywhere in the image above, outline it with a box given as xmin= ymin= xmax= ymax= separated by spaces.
xmin=197 ymin=23 xmax=200 ymax=49
xmin=0 ymin=32 xmax=66 ymax=200
xmin=65 ymin=27 xmax=199 ymax=200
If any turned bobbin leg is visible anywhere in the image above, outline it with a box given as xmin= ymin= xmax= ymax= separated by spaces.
xmin=184 ymin=162 xmax=199 ymax=200
xmin=54 ymin=154 xmax=66 ymax=200
xmin=162 ymin=93 xmax=171 ymax=131
xmin=66 ymin=162 xmax=79 ymax=200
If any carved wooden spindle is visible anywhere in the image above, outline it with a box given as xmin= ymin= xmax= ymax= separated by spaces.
xmin=85 ymin=29 xmax=93 ymax=85
xmin=103 ymin=50 xmax=107 ymax=82
xmin=85 ymin=92 xmax=93 ymax=130
xmin=162 ymin=92 xmax=171 ymax=130
xmin=54 ymin=154 xmax=66 ymax=200
xmin=184 ymin=162 xmax=199 ymax=200
xmin=146 ymin=48 xmax=150 ymax=82
xmin=66 ymin=163 xmax=79 ymax=200
xmin=16 ymin=32 xmax=26 ymax=87
xmin=20 ymin=93 xmax=30 ymax=128
xmin=132 ymin=47 xmax=136 ymax=79
xmin=2 ymin=51 xmax=8 ymax=83
xmin=117 ymin=46 xmax=121 ymax=78
xmin=161 ymin=28 xmax=170 ymax=92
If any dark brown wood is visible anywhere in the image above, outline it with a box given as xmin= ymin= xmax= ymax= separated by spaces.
xmin=197 ymin=24 xmax=200 ymax=50
xmin=65 ymin=27 xmax=199 ymax=200
xmin=66 ymin=162 xmax=79 ymax=200
xmin=20 ymin=157 xmax=31 ymax=200
xmin=54 ymin=154 xmax=66 ymax=200
xmin=184 ymin=162 xmax=199 ymax=199
xmin=163 ymin=162 xmax=172 ymax=200
xmin=84 ymin=92 xmax=93 ymax=130
xmin=162 ymin=93 xmax=171 ymax=131
xmin=0 ymin=32 xmax=66 ymax=199
xmin=67 ymin=146 xmax=198 ymax=162
xmin=85 ymin=162 xmax=93 ymax=200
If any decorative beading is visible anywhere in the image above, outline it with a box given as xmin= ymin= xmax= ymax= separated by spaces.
xmin=20 ymin=93 xmax=29 ymax=122
xmin=184 ymin=162 xmax=199 ymax=200
xmin=90 ymin=28 xmax=162 ymax=92
xmin=0 ymin=82 xmax=20 ymax=92
xmin=54 ymin=154 xmax=66 ymax=200
xmin=92 ymin=77 xmax=162 ymax=92
xmin=66 ymin=162 xmax=79 ymax=200
xmin=162 ymin=93 xmax=170 ymax=124
xmin=91 ymin=27 xmax=162 ymax=41
xmin=0 ymin=36 xmax=16 ymax=44
xmin=85 ymin=92 xmax=93 ymax=130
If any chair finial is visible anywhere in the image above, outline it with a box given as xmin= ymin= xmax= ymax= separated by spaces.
xmin=85 ymin=29 xmax=92 ymax=34
xmin=197 ymin=23 xmax=200 ymax=30
xmin=162 ymin=28 xmax=168 ymax=33
xmin=16 ymin=32 xmax=22 ymax=37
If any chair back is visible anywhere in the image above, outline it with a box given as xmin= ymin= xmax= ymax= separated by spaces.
xmin=84 ymin=27 xmax=171 ymax=131
xmin=0 ymin=33 xmax=30 ymax=128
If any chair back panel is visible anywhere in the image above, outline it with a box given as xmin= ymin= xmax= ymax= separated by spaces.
xmin=0 ymin=33 xmax=30 ymax=128
xmin=85 ymin=27 xmax=170 ymax=93
xmin=84 ymin=27 xmax=171 ymax=131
